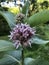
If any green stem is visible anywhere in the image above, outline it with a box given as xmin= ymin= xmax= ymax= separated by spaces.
xmin=22 ymin=47 xmax=24 ymax=65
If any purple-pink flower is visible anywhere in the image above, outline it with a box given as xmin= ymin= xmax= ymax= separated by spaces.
xmin=9 ymin=23 xmax=36 ymax=49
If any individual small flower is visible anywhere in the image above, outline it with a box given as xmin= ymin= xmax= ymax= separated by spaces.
xmin=9 ymin=23 xmax=36 ymax=49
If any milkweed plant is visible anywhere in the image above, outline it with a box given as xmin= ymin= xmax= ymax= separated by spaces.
xmin=9 ymin=22 xmax=36 ymax=65
xmin=8 ymin=11 xmax=49 ymax=65
xmin=0 ymin=2 xmax=49 ymax=65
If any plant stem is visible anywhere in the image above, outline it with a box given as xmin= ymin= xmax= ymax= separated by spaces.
xmin=22 ymin=47 xmax=24 ymax=65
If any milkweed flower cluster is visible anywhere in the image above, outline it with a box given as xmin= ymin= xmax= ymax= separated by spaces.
xmin=16 ymin=13 xmax=25 ymax=23
xmin=9 ymin=23 xmax=36 ymax=49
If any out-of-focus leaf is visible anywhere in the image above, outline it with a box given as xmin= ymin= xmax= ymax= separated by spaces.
xmin=0 ymin=54 xmax=20 ymax=65
xmin=24 ymin=58 xmax=35 ymax=65
xmin=0 ymin=36 xmax=8 ymax=40
xmin=22 ymin=0 xmax=30 ymax=16
xmin=26 ymin=10 xmax=49 ymax=27
xmin=0 ymin=50 xmax=22 ymax=65
xmin=31 ymin=37 xmax=49 ymax=44
xmin=0 ymin=7 xmax=4 ymax=11
xmin=6 ymin=50 xmax=21 ymax=60
xmin=28 ymin=58 xmax=49 ymax=65
xmin=0 ymin=11 xmax=16 ymax=29
xmin=0 ymin=40 xmax=15 ymax=52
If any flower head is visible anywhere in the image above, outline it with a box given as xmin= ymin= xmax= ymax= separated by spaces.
xmin=9 ymin=23 xmax=36 ymax=49
xmin=15 ymin=13 xmax=25 ymax=23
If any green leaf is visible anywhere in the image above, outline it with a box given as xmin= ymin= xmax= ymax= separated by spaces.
xmin=0 ymin=40 xmax=15 ymax=52
xmin=0 ymin=11 xmax=16 ymax=29
xmin=24 ymin=58 xmax=35 ymax=65
xmin=0 ymin=54 xmax=20 ymax=65
xmin=6 ymin=50 xmax=21 ymax=60
xmin=31 ymin=37 xmax=49 ymax=44
xmin=22 ymin=0 xmax=30 ymax=16
xmin=26 ymin=10 xmax=49 ymax=26
xmin=0 ymin=50 xmax=22 ymax=65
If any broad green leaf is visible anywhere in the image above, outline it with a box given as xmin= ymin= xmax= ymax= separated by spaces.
xmin=0 ymin=50 xmax=22 ymax=65
xmin=0 ymin=54 xmax=20 ymax=65
xmin=0 ymin=50 xmax=21 ymax=60
xmin=31 ymin=37 xmax=49 ymax=44
xmin=0 ymin=40 xmax=15 ymax=52
xmin=24 ymin=58 xmax=35 ymax=65
xmin=27 ymin=10 xmax=49 ymax=26
xmin=6 ymin=50 xmax=21 ymax=60
xmin=0 ymin=11 xmax=16 ymax=29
